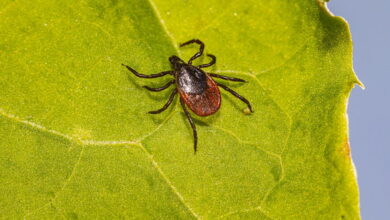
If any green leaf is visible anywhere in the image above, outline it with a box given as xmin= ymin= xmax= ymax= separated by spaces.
xmin=0 ymin=0 xmax=360 ymax=219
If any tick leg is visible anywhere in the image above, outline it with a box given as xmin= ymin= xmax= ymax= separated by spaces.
xmin=198 ymin=54 xmax=216 ymax=68
xmin=180 ymin=98 xmax=198 ymax=153
xmin=148 ymin=89 xmax=177 ymax=114
xmin=144 ymin=80 xmax=175 ymax=92
xmin=122 ymin=64 xmax=172 ymax=78
xmin=217 ymin=83 xmax=253 ymax=113
xmin=209 ymin=73 xmax=246 ymax=82
xmin=180 ymin=39 xmax=204 ymax=65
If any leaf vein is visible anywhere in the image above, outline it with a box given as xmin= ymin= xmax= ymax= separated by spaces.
xmin=259 ymin=122 xmax=292 ymax=208
xmin=0 ymin=108 xmax=139 ymax=146
xmin=197 ymin=0 xmax=237 ymax=35
xmin=23 ymin=146 xmax=85 ymax=219
xmin=211 ymin=124 xmax=282 ymax=159
xmin=214 ymin=69 xmax=292 ymax=123
xmin=254 ymin=43 xmax=308 ymax=77
xmin=136 ymin=108 xmax=178 ymax=142
xmin=212 ymin=123 xmax=286 ymax=216
xmin=146 ymin=0 xmax=181 ymax=55
xmin=137 ymin=143 xmax=201 ymax=219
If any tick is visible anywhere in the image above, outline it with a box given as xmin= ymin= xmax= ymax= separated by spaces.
xmin=122 ymin=39 xmax=253 ymax=153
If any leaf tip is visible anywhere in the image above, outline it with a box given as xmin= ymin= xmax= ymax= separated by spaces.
xmin=356 ymin=79 xmax=365 ymax=90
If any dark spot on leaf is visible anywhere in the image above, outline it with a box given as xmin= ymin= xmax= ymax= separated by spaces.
xmin=46 ymin=191 xmax=55 ymax=198
xmin=317 ymin=4 xmax=348 ymax=51
xmin=343 ymin=139 xmax=351 ymax=158
xmin=67 ymin=212 xmax=78 ymax=220
xmin=270 ymin=165 xmax=281 ymax=182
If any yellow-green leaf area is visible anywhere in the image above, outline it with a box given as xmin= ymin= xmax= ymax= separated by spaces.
xmin=0 ymin=0 xmax=360 ymax=219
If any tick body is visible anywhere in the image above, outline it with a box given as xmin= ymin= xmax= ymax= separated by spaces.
xmin=174 ymin=58 xmax=221 ymax=116
xmin=123 ymin=39 xmax=253 ymax=153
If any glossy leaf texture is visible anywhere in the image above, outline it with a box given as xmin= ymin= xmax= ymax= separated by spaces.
xmin=0 ymin=0 xmax=360 ymax=219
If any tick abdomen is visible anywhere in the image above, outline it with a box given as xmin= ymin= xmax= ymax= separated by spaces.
xmin=178 ymin=73 xmax=221 ymax=117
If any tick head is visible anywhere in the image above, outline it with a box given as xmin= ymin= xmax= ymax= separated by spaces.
xmin=169 ymin=55 xmax=185 ymax=70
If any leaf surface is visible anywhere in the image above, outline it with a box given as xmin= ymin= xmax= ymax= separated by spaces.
xmin=0 ymin=0 xmax=360 ymax=219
